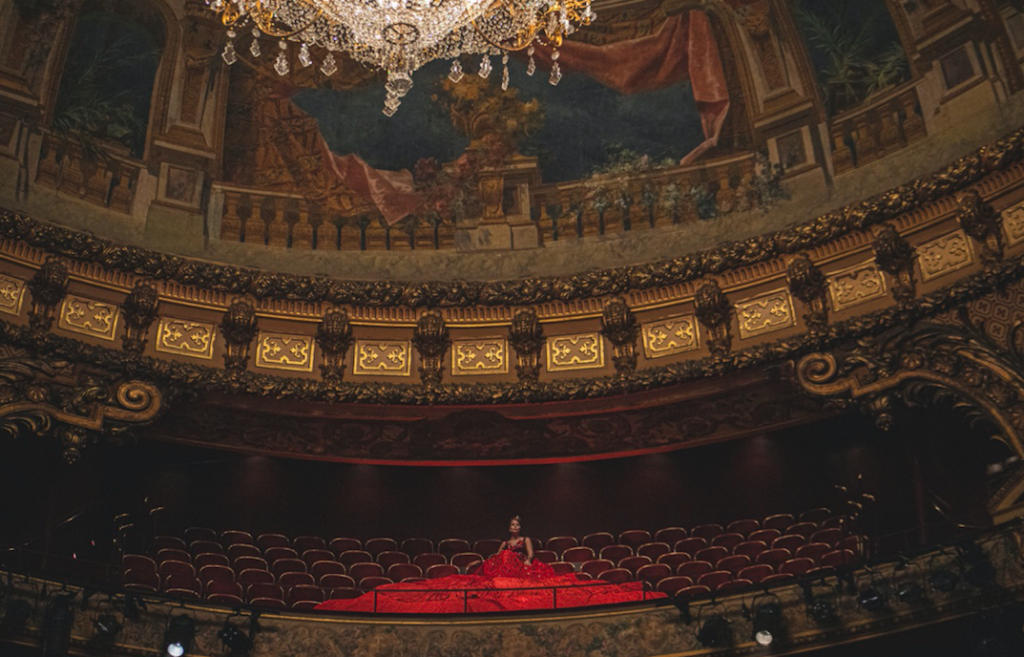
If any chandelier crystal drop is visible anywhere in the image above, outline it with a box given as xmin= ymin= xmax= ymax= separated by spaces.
xmin=207 ymin=0 xmax=594 ymax=114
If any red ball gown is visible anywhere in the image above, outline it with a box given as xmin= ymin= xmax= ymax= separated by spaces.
xmin=317 ymin=541 xmax=663 ymax=614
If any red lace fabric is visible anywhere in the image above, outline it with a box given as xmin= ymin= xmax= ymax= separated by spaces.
xmin=317 ymin=546 xmax=664 ymax=614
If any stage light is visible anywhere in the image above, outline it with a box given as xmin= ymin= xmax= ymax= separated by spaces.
xmin=697 ymin=615 xmax=731 ymax=648
xmin=857 ymin=586 xmax=886 ymax=612
xmin=928 ymin=568 xmax=959 ymax=593
xmin=809 ymin=596 xmax=838 ymax=624
xmin=218 ymin=620 xmax=253 ymax=655
xmin=3 ymin=598 xmax=32 ymax=631
xmin=163 ymin=614 xmax=195 ymax=657
xmin=896 ymin=579 xmax=924 ymax=604
xmin=42 ymin=594 xmax=74 ymax=657
xmin=752 ymin=602 xmax=783 ymax=646
xmin=94 ymin=614 xmax=122 ymax=639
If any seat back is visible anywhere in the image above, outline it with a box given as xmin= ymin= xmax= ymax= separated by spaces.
xmin=598 ymin=568 xmax=632 ymax=584
xmin=302 ymin=549 xmax=336 ymax=568
xmin=690 ymin=524 xmax=724 ymax=541
xmin=238 ymin=568 xmax=275 ymax=586
xmin=413 ymin=553 xmax=446 ymax=570
xmin=365 ymin=537 xmax=398 ymax=556
xmin=654 ymin=527 xmax=688 ymax=545
xmin=618 ymin=530 xmax=652 ymax=548
xmin=582 ymin=532 xmax=615 ymax=551
xmin=338 ymin=550 xmax=374 ymax=566
xmin=194 ymin=553 xmax=230 ymax=570
xmin=618 ymin=555 xmax=652 ymax=575
xmin=732 ymin=541 xmax=768 ymax=560
xmin=737 ymin=564 xmax=773 ymax=584
xmin=233 ymin=556 xmax=268 ymax=572
xmin=763 ymin=514 xmax=796 ymax=532
xmin=545 ymin=536 xmax=578 ymax=556
xmin=387 ymin=563 xmax=423 ymax=581
xmin=293 ymin=536 xmax=326 ymax=553
xmin=426 ymin=564 xmax=459 ymax=579
xmin=271 ymin=558 xmax=307 ymax=577
xmin=451 ymin=552 xmax=483 ymax=572
xmin=637 ymin=542 xmax=671 ymax=561
xmin=184 ymin=527 xmax=219 ymax=544
xmin=656 ymin=575 xmax=693 ymax=596
xmin=319 ymin=573 xmax=356 ymax=589
xmin=676 ymin=560 xmax=713 ymax=579
xmin=657 ymin=552 xmax=692 ymax=569
xmin=264 ymin=547 xmax=299 ymax=563
xmin=599 ymin=545 xmax=633 ymax=564
xmin=715 ymin=555 xmax=751 ymax=574
xmin=473 ymin=539 xmax=503 ymax=558
xmin=199 ymin=564 xmax=235 ymax=584
xmin=329 ymin=537 xmax=362 ymax=555
xmin=711 ymin=533 xmax=745 ymax=551
xmin=674 ymin=537 xmax=707 ymax=556
xmin=635 ymin=563 xmax=671 ymax=585
xmin=279 ymin=572 xmax=315 ymax=588
xmin=581 ymin=559 xmax=614 ymax=577
xmin=377 ymin=551 xmax=411 ymax=569
xmin=349 ymin=562 xmax=384 ymax=582
xmin=437 ymin=538 xmax=471 ymax=558
xmin=189 ymin=540 xmax=223 ymax=556
xmin=562 ymin=546 xmax=596 ymax=563
xmin=401 ymin=538 xmax=434 ymax=557
xmin=228 ymin=544 xmax=262 ymax=561
xmin=256 ymin=534 xmax=290 ymax=551
xmin=221 ymin=530 xmax=254 ymax=546
xmin=726 ymin=519 xmax=760 ymax=536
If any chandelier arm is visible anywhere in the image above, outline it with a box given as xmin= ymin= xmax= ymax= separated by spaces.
xmin=243 ymin=0 xmax=326 ymax=40
xmin=470 ymin=19 xmax=548 ymax=52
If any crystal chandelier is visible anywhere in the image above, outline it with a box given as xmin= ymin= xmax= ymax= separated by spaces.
xmin=208 ymin=0 xmax=595 ymax=115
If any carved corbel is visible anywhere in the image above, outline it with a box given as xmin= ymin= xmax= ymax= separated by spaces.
xmin=315 ymin=307 xmax=354 ymax=385
xmin=121 ymin=281 xmax=160 ymax=356
xmin=957 ymin=190 xmax=1003 ymax=266
xmin=694 ymin=279 xmax=734 ymax=359
xmin=786 ymin=253 xmax=829 ymax=333
xmin=412 ymin=310 xmax=450 ymax=386
xmin=600 ymin=296 xmax=640 ymax=375
xmin=219 ymin=297 xmax=258 ymax=374
xmin=26 ymin=257 xmax=68 ymax=336
xmin=873 ymin=224 xmax=916 ymax=304
xmin=508 ymin=308 xmax=545 ymax=383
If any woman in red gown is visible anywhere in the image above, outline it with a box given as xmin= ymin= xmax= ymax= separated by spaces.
xmin=317 ymin=517 xmax=664 ymax=614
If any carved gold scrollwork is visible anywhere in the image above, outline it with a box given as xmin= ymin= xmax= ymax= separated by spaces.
xmin=26 ymin=258 xmax=68 ymax=336
xmin=642 ymin=315 xmax=699 ymax=359
xmin=0 ymin=275 xmax=25 ymax=316
xmin=787 ymin=254 xmax=829 ymax=333
xmin=917 ymin=231 xmax=974 ymax=282
xmin=873 ymin=224 xmax=917 ymax=304
xmin=694 ymin=279 xmax=734 ymax=358
xmin=600 ymin=296 xmax=640 ymax=375
xmin=452 ymin=339 xmax=507 ymax=376
xmin=957 ymin=190 xmax=1003 ymax=267
xmin=58 ymin=295 xmax=119 ymax=341
xmin=219 ymin=297 xmax=258 ymax=374
xmin=508 ymin=308 xmax=545 ymax=383
xmin=316 ymin=308 xmax=354 ymax=384
xmin=121 ymin=281 xmax=160 ymax=356
xmin=412 ymin=310 xmax=450 ymax=386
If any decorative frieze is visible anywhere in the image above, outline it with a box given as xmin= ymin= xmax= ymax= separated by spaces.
xmin=642 ymin=314 xmax=700 ymax=359
xmin=918 ymin=230 xmax=974 ymax=282
xmin=873 ymin=223 xmax=917 ymax=303
xmin=120 ymin=281 xmax=159 ymax=355
xmin=735 ymin=289 xmax=796 ymax=339
xmin=155 ymin=318 xmax=216 ymax=359
xmin=353 ymin=341 xmax=412 ymax=377
xmin=255 ymin=333 xmax=315 ymax=372
xmin=694 ymin=279 xmax=734 ymax=359
xmin=315 ymin=308 xmax=354 ymax=384
xmin=58 ymin=295 xmax=119 ymax=341
xmin=412 ymin=310 xmax=450 ymax=386
xmin=956 ymin=190 xmax=1003 ymax=266
xmin=1002 ymin=201 xmax=1024 ymax=247
xmin=451 ymin=339 xmax=508 ymax=376
xmin=508 ymin=308 xmax=545 ymax=383
xmin=547 ymin=333 xmax=604 ymax=372
xmin=828 ymin=262 xmax=888 ymax=312
xmin=219 ymin=297 xmax=259 ymax=374
xmin=600 ymin=296 xmax=640 ymax=375
xmin=0 ymin=275 xmax=25 ymax=316
xmin=786 ymin=254 xmax=828 ymax=332
xmin=27 ymin=258 xmax=68 ymax=335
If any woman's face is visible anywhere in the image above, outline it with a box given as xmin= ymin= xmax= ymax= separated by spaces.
xmin=509 ymin=518 xmax=521 ymax=534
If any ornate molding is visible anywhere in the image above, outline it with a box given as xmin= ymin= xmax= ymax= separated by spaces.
xmin=873 ymin=223 xmax=917 ymax=304
xmin=26 ymin=257 xmax=68 ymax=336
xmin=120 ymin=281 xmax=159 ymax=356
xmin=694 ymin=279 xmax=734 ymax=359
xmin=600 ymin=296 xmax=640 ymax=375
xmin=0 ymin=127 xmax=1022 ymax=308
xmin=315 ymin=308 xmax=354 ymax=385
xmin=412 ymin=310 xmax=450 ymax=386
xmin=219 ymin=297 xmax=258 ymax=374
xmin=957 ymin=189 xmax=1004 ymax=266
xmin=787 ymin=253 xmax=829 ymax=333
xmin=508 ymin=308 xmax=545 ymax=383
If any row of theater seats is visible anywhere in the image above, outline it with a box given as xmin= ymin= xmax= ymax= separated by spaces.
xmin=122 ymin=509 xmax=860 ymax=609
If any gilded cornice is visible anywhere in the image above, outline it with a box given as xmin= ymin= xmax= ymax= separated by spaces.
xmin=1 ymin=127 xmax=1023 ymax=308
xmin=5 ymin=253 xmax=1024 ymax=406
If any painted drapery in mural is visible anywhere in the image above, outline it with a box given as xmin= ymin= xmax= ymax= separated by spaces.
xmin=228 ymin=11 xmax=730 ymax=225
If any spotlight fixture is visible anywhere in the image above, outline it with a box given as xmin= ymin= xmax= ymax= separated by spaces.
xmin=94 ymin=614 xmax=122 ymax=639
xmin=752 ymin=601 xmax=783 ymax=647
xmin=857 ymin=586 xmax=887 ymax=613
xmin=809 ymin=596 xmax=839 ymax=624
xmin=697 ymin=615 xmax=731 ymax=648
xmin=163 ymin=614 xmax=195 ymax=657
xmin=928 ymin=568 xmax=959 ymax=593
xmin=218 ymin=619 xmax=253 ymax=655
xmin=895 ymin=579 xmax=924 ymax=604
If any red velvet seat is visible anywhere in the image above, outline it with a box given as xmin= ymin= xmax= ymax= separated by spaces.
xmin=657 ymin=552 xmax=692 ymax=569
xmin=271 ymin=558 xmax=307 ymax=578
xmin=763 ymin=514 xmax=796 ymax=532
xmin=365 ymin=538 xmax=399 ymax=556
xmin=123 ymin=569 xmax=159 ymax=592
xmin=715 ymin=554 xmax=751 ymax=575
xmin=533 ymin=549 xmax=557 ymax=563
xmin=328 ymin=587 xmax=363 ymax=599
xmin=715 ymin=579 xmax=753 ymax=593
xmin=426 ymin=564 xmax=459 ymax=579
xmin=674 ymin=537 xmax=707 ymax=556
xmin=358 ymin=576 xmax=393 ymax=590
xmin=786 ymin=522 xmax=818 ymax=539
xmin=545 ymin=536 xmax=578 ymax=556
xmin=288 ymin=585 xmax=324 ymax=609
xmin=349 ymin=562 xmax=384 ymax=582
xmin=675 ymin=584 xmax=711 ymax=598
xmin=338 ymin=550 xmax=374 ymax=567
xmin=772 ymin=535 xmax=806 ymax=552
xmin=247 ymin=582 xmax=284 ymax=603
xmin=733 ymin=541 xmax=768 ymax=560
xmin=221 ymin=530 xmax=254 ymax=546
xmin=329 ymin=537 xmax=362 ymax=556
xmin=656 ymin=575 xmax=693 ymax=596
xmin=691 ymin=524 xmax=724 ymax=541
xmin=401 ymin=538 xmax=435 ymax=557
xmin=820 ymin=549 xmax=857 ymax=568
xmin=158 ymin=560 xmax=195 ymax=578
xmin=779 ymin=558 xmax=815 ymax=576
xmin=152 ymin=536 xmax=187 ymax=553
xmin=163 ymin=574 xmax=201 ymax=598
xmin=279 ymin=572 xmax=315 ymax=588
xmin=581 ymin=559 xmax=614 ymax=578
xmin=194 ymin=553 xmax=230 ymax=570
xmin=302 ymin=549 xmax=336 ymax=568
xmin=233 ymin=556 xmax=269 ymax=573
xmin=377 ymin=551 xmax=410 ymax=569
xmin=693 ymin=546 xmax=728 ymax=565
xmin=799 ymin=507 xmax=832 ymax=524
xmin=562 ymin=546 xmax=596 ymax=563
xmin=635 ymin=563 xmax=671 ymax=587
xmin=228 ymin=544 xmax=262 ymax=562
xmin=823 ymin=516 xmax=851 ymax=530
xmin=637 ymin=542 xmax=671 ymax=561
xmin=737 ymin=564 xmax=773 ymax=584
xmin=474 ymin=539 xmax=503 ymax=558
xmin=264 ymin=546 xmax=299 ymax=563
xmin=756 ymin=548 xmax=792 ymax=569
xmin=711 ymin=533 xmax=745 ymax=551
xmin=726 ymin=519 xmax=760 ymax=537
xmin=451 ymin=552 xmax=483 ymax=572
xmin=748 ymin=529 xmax=781 ymax=545
xmin=123 ymin=554 xmax=157 ymax=573
xmin=413 ymin=553 xmax=447 ymax=570
xmin=293 ymin=536 xmax=326 ymax=554
xmin=582 ymin=532 xmax=615 ymax=551
xmin=319 ymin=573 xmax=356 ymax=589
xmin=618 ymin=555 xmax=652 ymax=575
xmin=761 ymin=573 xmax=795 ymax=584
xmin=199 ymin=564 xmax=235 ymax=584
xmin=654 ymin=527 xmax=688 ymax=545
xmin=796 ymin=542 xmax=832 ymax=563
xmin=598 ymin=568 xmax=632 ymax=584
xmin=189 ymin=540 xmax=223 ymax=556
xmin=156 ymin=548 xmax=191 ymax=564
xmin=437 ymin=539 xmax=471 ymax=559
xmin=697 ymin=571 xmax=731 ymax=590
xmin=840 ymin=535 xmax=865 ymax=554
xmin=205 ymin=580 xmax=244 ymax=606
xmin=257 ymin=534 xmax=290 ymax=551
xmin=387 ymin=563 xmax=422 ymax=581
xmin=810 ymin=528 xmax=843 ymax=547
xmin=238 ymin=568 xmax=275 ymax=586
xmin=599 ymin=545 xmax=633 ymax=564
xmin=550 ymin=562 xmax=576 ymax=575
xmin=618 ymin=530 xmax=652 ymax=549
xmin=676 ymin=560 xmax=713 ymax=579
xmin=184 ymin=527 xmax=219 ymax=544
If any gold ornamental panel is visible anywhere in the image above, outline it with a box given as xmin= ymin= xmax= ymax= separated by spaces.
xmin=255 ymin=332 xmax=315 ymax=372
xmin=451 ymin=339 xmax=508 ymax=376
xmin=917 ymin=230 xmax=974 ymax=282
xmin=735 ymin=289 xmax=795 ymax=339
xmin=642 ymin=314 xmax=700 ymax=359
xmin=0 ymin=274 xmax=25 ymax=316
xmin=546 ymin=333 xmax=604 ymax=372
xmin=827 ymin=261 xmax=887 ymax=312
xmin=1003 ymin=201 xmax=1024 ymax=247
xmin=58 ymin=295 xmax=119 ymax=341
xmin=353 ymin=340 xmax=411 ymax=377
xmin=155 ymin=318 xmax=216 ymax=359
